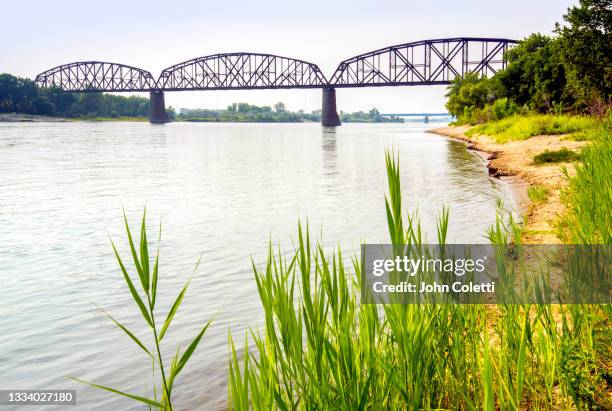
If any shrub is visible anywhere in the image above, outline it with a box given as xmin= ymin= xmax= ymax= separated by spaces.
xmin=533 ymin=148 xmax=580 ymax=165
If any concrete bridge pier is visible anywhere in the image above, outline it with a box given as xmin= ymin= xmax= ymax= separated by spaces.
xmin=149 ymin=90 xmax=170 ymax=124
xmin=321 ymin=87 xmax=341 ymax=127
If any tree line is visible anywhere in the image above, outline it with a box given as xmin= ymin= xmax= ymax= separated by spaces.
xmin=0 ymin=74 xmax=153 ymax=118
xmin=446 ymin=0 xmax=611 ymax=123
xmin=177 ymin=104 xmax=402 ymax=123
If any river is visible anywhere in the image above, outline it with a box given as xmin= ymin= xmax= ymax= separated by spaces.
xmin=0 ymin=121 xmax=516 ymax=409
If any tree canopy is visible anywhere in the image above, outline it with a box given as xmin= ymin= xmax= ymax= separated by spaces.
xmin=446 ymin=0 xmax=611 ymax=122
xmin=0 ymin=73 xmax=150 ymax=118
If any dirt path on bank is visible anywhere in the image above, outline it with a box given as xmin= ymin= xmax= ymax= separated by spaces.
xmin=428 ymin=125 xmax=587 ymax=244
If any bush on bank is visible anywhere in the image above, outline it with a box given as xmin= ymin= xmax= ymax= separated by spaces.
xmin=533 ymin=147 xmax=581 ymax=165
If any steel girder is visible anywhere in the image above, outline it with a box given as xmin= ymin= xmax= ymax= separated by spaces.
xmin=156 ymin=53 xmax=328 ymax=91
xmin=34 ymin=61 xmax=156 ymax=92
xmin=330 ymin=37 xmax=518 ymax=87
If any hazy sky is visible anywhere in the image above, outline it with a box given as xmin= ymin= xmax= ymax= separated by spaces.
xmin=2 ymin=0 xmax=577 ymax=113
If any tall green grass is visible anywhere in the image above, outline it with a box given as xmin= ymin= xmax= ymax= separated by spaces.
xmin=466 ymin=114 xmax=600 ymax=143
xmin=559 ymin=116 xmax=612 ymax=245
xmin=229 ymin=152 xmax=610 ymax=409
xmin=74 ymin=211 xmax=211 ymax=410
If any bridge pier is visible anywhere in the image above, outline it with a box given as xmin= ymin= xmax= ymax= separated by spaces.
xmin=321 ymin=87 xmax=341 ymax=127
xmin=149 ymin=90 xmax=170 ymax=124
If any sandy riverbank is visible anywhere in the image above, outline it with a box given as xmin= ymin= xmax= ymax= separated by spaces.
xmin=428 ymin=125 xmax=587 ymax=244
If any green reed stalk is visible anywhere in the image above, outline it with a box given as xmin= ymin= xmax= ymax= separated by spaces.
xmin=72 ymin=210 xmax=211 ymax=410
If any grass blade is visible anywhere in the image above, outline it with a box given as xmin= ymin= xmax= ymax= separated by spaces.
xmin=123 ymin=211 xmax=147 ymax=293
xmin=151 ymin=222 xmax=161 ymax=309
xmin=71 ymin=377 xmax=165 ymax=408
xmin=95 ymin=303 xmax=152 ymax=357
xmin=111 ymin=241 xmax=153 ymax=327
xmin=159 ymin=279 xmax=191 ymax=341
xmin=139 ymin=209 xmax=150 ymax=292
xmin=174 ymin=320 xmax=212 ymax=377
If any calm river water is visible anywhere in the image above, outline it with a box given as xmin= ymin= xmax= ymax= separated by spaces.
xmin=0 ymin=121 xmax=516 ymax=409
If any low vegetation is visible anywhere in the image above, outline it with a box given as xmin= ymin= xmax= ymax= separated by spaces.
xmin=465 ymin=114 xmax=599 ymax=143
xmin=528 ymin=185 xmax=549 ymax=203
xmin=534 ymin=147 xmax=581 ymax=165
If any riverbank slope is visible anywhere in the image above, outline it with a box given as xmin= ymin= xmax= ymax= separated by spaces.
xmin=428 ymin=125 xmax=587 ymax=244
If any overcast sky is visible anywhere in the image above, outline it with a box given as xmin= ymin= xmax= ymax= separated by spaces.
xmin=2 ymin=0 xmax=577 ymax=113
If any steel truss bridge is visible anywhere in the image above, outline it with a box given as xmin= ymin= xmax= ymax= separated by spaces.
xmin=35 ymin=37 xmax=517 ymax=125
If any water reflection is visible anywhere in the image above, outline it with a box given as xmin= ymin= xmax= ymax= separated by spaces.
xmin=321 ymin=127 xmax=338 ymax=177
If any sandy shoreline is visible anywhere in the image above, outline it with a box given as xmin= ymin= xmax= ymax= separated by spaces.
xmin=427 ymin=125 xmax=587 ymax=244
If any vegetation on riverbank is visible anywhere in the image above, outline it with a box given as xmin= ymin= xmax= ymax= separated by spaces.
xmin=533 ymin=147 xmax=581 ymax=165
xmin=226 ymin=149 xmax=610 ymax=410
xmin=177 ymin=104 xmax=403 ymax=123
xmin=465 ymin=113 xmax=600 ymax=143
xmin=446 ymin=0 xmax=610 ymax=125
xmin=0 ymin=74 xmax=158 ymax=118
xmin=558 ymin=119 xmax=611 ymax=244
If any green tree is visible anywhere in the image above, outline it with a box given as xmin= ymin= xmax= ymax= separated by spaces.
xmin=496 ymin=34 xmax=570 ymax=111
xmin=274 ymin=102 xmax=286 ymax=113
xmin=556 ymin=0 xmax=612 ymax=109
xmin=41 ymin=86 xmax=77 ymax=115
xmin=445 ymin=73 xmax=497 ymax=118
xmin=31 ymin=96 xmax=55 ymax=115
xmin=167 ymin=106 xmax=176 ymax=120
xmin=0 ymin=74 xmax=38 ymax=113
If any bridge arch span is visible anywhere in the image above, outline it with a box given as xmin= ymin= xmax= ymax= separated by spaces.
xmin=156 ymin=52 xmax=328 ymax=91
xmin=330 ymin=37 xmax=517 ymax=87
xmin=34 ymin=61 xmax=156 ymax=92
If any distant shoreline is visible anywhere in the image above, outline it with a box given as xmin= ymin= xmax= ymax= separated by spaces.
xmin=0 ymin=113 xmax=149 ymax=123
xmin=0 ymin=113 xmax=409 ymax=124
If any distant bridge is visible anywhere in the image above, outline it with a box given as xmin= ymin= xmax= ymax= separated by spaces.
xmin=35 ymin=37 xmax=517 ymax=125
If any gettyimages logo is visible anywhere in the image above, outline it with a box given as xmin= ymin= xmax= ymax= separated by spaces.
xmin=372 ymin=255 xmax=488 ymax=277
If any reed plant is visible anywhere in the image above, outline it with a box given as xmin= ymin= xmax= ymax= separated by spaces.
xmin=229 ymin=151 xmax=610 ymax=409
xmin=558 ymin=115 xmax=612 ymax=245
xmin=73 ymin=211 xmax=211 ymax=410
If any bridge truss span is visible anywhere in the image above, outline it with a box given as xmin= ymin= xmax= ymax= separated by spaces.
xmin=330 ymin=37 xmax=517 ymax=87
xmin=34 ymin=61 xmax=156 ymax=92
xmin=156 ymin=53 xmax=328 ymax=91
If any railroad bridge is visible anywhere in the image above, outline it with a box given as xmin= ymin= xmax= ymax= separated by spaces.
xmin=35 ymin=38 xmax=516 ymax=126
